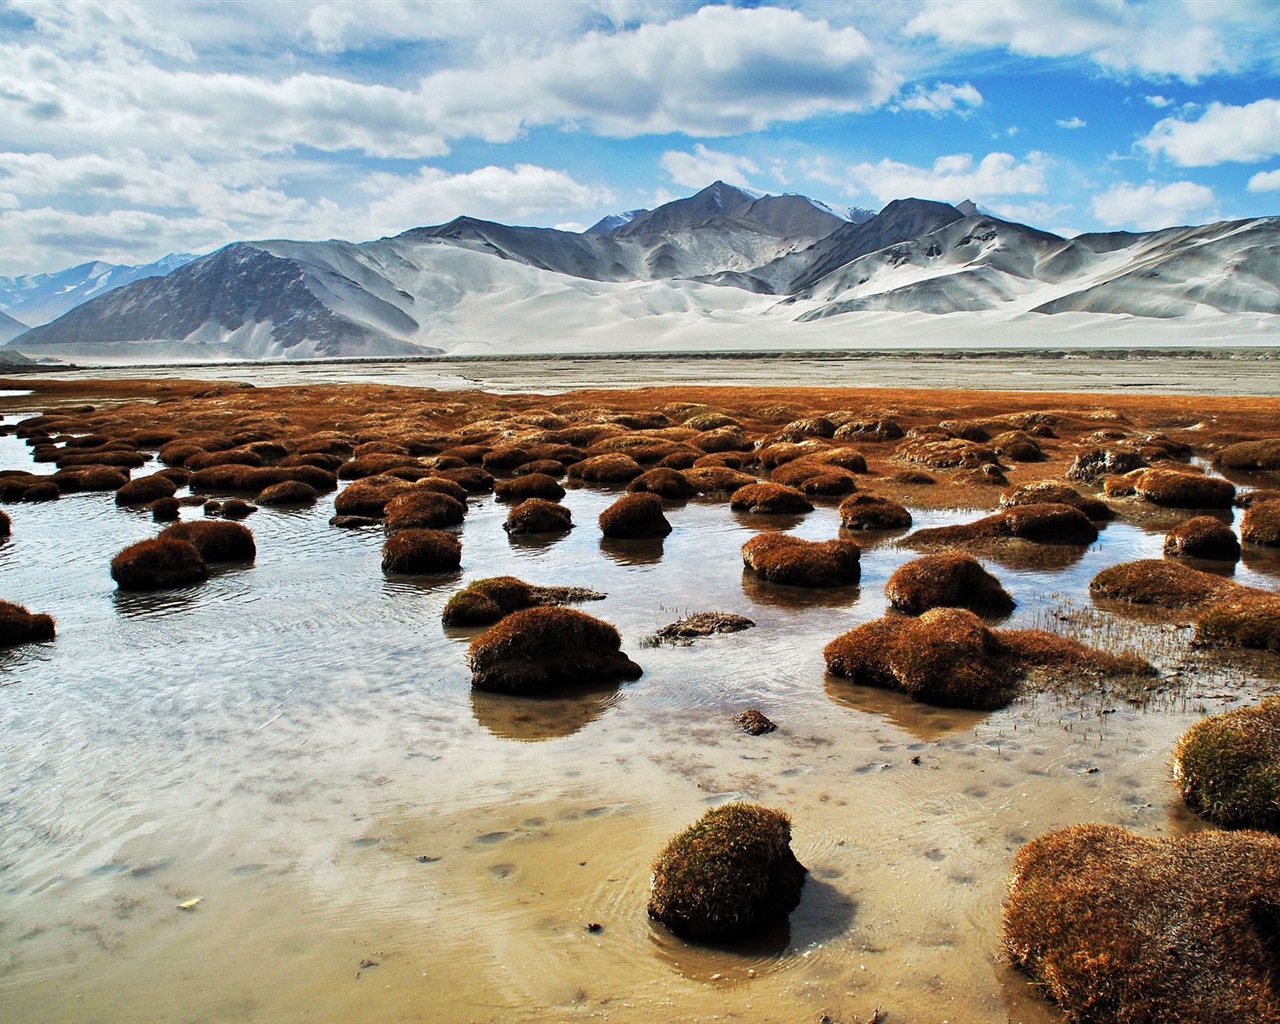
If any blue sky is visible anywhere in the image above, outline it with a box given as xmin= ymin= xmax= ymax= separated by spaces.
xmin=2 ymin=0 xmax=1279 ymax=275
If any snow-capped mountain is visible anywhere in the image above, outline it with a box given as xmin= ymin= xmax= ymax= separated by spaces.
xmin=7 ymin=182 xmax=1280 ymax=362
xmin=0 ymin=253 xmax=198 ymax=326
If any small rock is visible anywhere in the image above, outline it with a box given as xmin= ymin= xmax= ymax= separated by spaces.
xmin=735 ymin=709 xmax=777 ymax=735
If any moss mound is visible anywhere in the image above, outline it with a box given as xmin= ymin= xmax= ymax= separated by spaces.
xmin=1003 ymin=824 xmax=1280 ymax=1024
xmin=494 ymin=473 xmax=565 ymax=502
xmin=684 ymin=467 xmax=757 ymax=495
xmin=115 ymin=473 xmax=178 ymax=507
xmin=907 ymin=503 xmax=1098 ymax=549
xmin=1241 ymin=499 xmax=1280 ymax=547
xmin=837 ymin=493 xmax=912 ymax=530
xmin=886 ymin=551 xmax=1015 ymax=616
xmin=442 ymin=576 xmax=605 ymax=627
xmin=333 ymin=475 xmax=416 ymax=518
xmin=504 ymin=498 xmax=573 ymax=535
xmin=111 ymin=537 xmax=208 ymax=590
xmin=770 ymin=459 xmax=857 ymax=495
xmin=599 ymin=492 xmax=672 ymax=539
xmin=219 ymin=498 xmax=256 ymax=520
xmin=467 ymin=606 xmax=641 ymax=694
xmin=381 ymin=528 xmax=461 ymax=574
xmin=741 ymin=532 xmax=860 ymax=588
xmin=257 ymin=480 xmax=318 ymax=506
xmin=1133 ymin=468 xmax=1235 ymax=509
xmin=566 ymin=453 xmax=644 ymax=483
xmin=1067 ymin=447 xmax=1147 ymax=483
xmin=1196 ymin=598 xmax=1280 ymax=652
xmin=150 ymin=496 xmax=180 ymax=522
xmin=434 ymin=465 xmax=495 ymax=493
xmin=1173 ymin=697 xmax=1280 ymax=831
xmin=729 ymin=483 xmax=814 ymax=515
xmin=647 ymin=804 xmax=806 ymax=943
xmin=412 ymin=476 xmax=470 ymax=502
xmin=0 ymin=600 xmax=55 ymax=647
xmin=1000 ymin=481 xmax=1114 ymax=521
xmin=383 ymin=490 xmax=467 ymax=532
xmin=627 ymin=467 xmax=696 ymax=499
xmin=161 ymin=520 xmax=256 ymax=562
xmin=1163 ymin=516 xmax=1240 ymax=561
xmin=1213 ymin=438 xmax=1280 ymax=472
xmin=76 ymin=466 xmax=131 ymax=491
xmin=824 ymin=608 xmax=1150 ymax=710
xmin=1089 ymin=558 xmax=1236 ymax=608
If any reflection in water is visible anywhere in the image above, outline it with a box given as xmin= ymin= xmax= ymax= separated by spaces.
xmin=600 ymin=535 xmax=665 ymax=566
xmin=963 ymin=539 xmax=1093 ymax=573
xmin=823 ymin=673 xmax=988 ymax=742
xmin=730 ymin=510 xmax=809 ymax=533
xmin=839 ymin=525 xmax=912 ymax=550
xmin=111 ymin=585 xmax=204 ymax=619
xmin=470 ymin=680 xmax=625 ymax=741
xmin=740 ymin=570 xmax=861 ymax=609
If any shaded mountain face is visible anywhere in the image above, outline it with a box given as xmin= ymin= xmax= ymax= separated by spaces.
xmin=0 ymin=308 xmax=27 ymax=344
xmin=0 ymin=253 xmax=197 ymax=326
xmin=7 ymin=183 xmax=1280 ymax=362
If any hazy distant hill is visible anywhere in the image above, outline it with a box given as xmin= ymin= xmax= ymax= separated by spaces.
xmin=0 ymin=253 xmax=197 ymax=326
xmin=8 ymin=182 xmax=1280 ymax=361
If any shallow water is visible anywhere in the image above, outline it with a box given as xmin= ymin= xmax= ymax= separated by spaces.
xmin=1 ymin=426 xmax=1279 ymax=1023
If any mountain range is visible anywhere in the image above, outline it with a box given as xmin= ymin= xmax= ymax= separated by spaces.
xmin=7 ymin=182 xmax=1279 ymax=361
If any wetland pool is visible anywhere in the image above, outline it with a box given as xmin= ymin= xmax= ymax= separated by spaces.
xmin=1 ymin=425 xmax=1279 ymax=1024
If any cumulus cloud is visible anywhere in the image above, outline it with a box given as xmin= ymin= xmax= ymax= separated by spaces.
xmin=659 ymin=145 xmax=761 ymax=190
xmin=894 ymin=81 xmax=983 ymax=116
xmin=1057 ymin=116 xmax=1087 ymax=129
xmin=1141 ymin=99 xmax=1280 ymax=166
xmin=1247 ymin=169 xmax=1280 ymax=192
xmin=1146 ymin=94 xmax=1175 ymax=108
xmin=1092 ymin=181 xmax=1217 ymax=229
xmin=906 ymin=0 xmax=1237 ymax=81
xmin=807 ymin=151 xmax=1049 ymax=204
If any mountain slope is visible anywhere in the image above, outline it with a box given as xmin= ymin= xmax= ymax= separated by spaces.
xmin=0 ymin=309 xmax=27 ymax=344
xmin=0 ymin=254 xmax=197 ymax=326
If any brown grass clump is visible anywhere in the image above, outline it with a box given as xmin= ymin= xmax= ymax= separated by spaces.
xmin=598 ymin=492 xmax=672 ymax=538
xmin=0 ymin=600 xmax=55 ymax=646
xmin=566 ymin=453 xmax=645 ymax=483
xmin=55 ymin=449 xmax=147 ymax=470
xmin=1196 ymin=598 xmax=1280 ymax=653
xmin=442 ymin=576 xmax=605 ymax=627
xmin=627 ymin=467 xmax=696 ymax=499
xmin=257 ymin=480 xmax=318 ymax=506
xmin=184 ymin=448 xmax=264 ymax=471
xmin=684 ymin=466 xmax=757 ymax=495
xmin=1089 ymin=559 xmax=1237 ymax=608
xmin=896 ymin=435 xmax=999 ymax=469
xmin=989 ymin=429 xmax=1045 ymax=462
xmin=1066 ymin=446 xmax=1147 ymax=482
xmin=730 ymin=483 xmax=814 ymax=515
xmin=411 ymin=476 xmax=470 ymax=502
xmin=833 ymin=417 xmax=903 ymax=442
xmin=383 ymin=490 xmax=467 ymax=532
xmin=647 ymin=804 xmax=806 ymax=943
xmin=494 ymin=473 xmax=565 ymax=502
xmin=691 ymin=426 xmax=754 ymax=453
xmin=907 ymin=503 xmax=1098 ymax=549
xmin=1133 ymin=468 xmax=1235 ymax=508
xmin=1000 ymin=481 xmax=1114 ymax=521
xmin=161 ymin=520 xmax=256 ymax=562
xmin=837 ymin=493 xmax=912 ymax=530
xmin=824 ymin=608 xmax=1150 ymax=710
xmin=75 ymin=466 xmax=131 ymax=491
xmin=115 ymin=473 xmax=178 ymax=506
xmin=770 ymin=459 xmax=857 ymax=495
xmin=735 ymin=708 xmax=776 ymax=735
xmin=433 ymin=465 xmax=494 ymax=493
xmin=467 ymin=606 xmax=641 ymax=694
xmin=1213 ymin=438 xmax=1280 ymax=472
xmin=0 ymin=507 xmax=9 ymax=537
xmin=514 ymin=458 xmax=566 ymax=478
xmin=381 ymin=528 xmax=461 ymax=574
xmin=337 ymin=453 xmax=421 ymax=480
xmin=886 ymin=551 xmax=1015 ymax=617
xmin=150 ymin=496 xmax=180 ymax=522
xmin=1003 ymin=824 xmax=1280 ymax=1024
xmin=480 ymin=446 xmax=530 ymax=472
xmin=219 ymin=498 xmax=256 ymax=520
xmin=650 ymin=611 xmax=755 ymax=645
xmin=189 ymin=464 xmax=335 ymax=493
xmin=110 ymin=536 xmax=208 ymax=590
xmin=1173 ymin=697 xmax=1280 ymax=831
xmin=1163 ymin=516 xmax=1240 ymax=560
xmin=742 ymin=532 xmax=860 ymax=588
xmin=332 ymin=475 xmax=416 ymax=518
xmin=504 ymin=498 xmax=573 ymax=534
xmin=1241 ymin=499 xmax=1280 ymax=546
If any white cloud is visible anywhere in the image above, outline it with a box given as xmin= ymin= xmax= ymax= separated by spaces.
xmin=1057 ymin=116 xmax=1087 ymax=129
xmin=362 ymin=164 xmax=613 ymax=234
xmin=894 ymin=81 xmax=983 ymax=117
xmin=659 ymin=145 xmax=761 ymax=190
xmin=1092 ymin=181 xmax=1217 ymax=229
xmin=1146 ymin=94 xmax=1175 ymax=108
xmin=906 ymin=0 xmax=1236 ymax=81
xmin=807 ymin=151 xmax=1049 ymax=204
xmin=1141 ymin=99 xmax=1280 ymax=166
xmin=1247 ymin=169 xmax=1280 ymax=192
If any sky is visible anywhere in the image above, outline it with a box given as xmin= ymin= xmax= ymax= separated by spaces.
xmin=2 ymin=0 xmax=1280 ymax=276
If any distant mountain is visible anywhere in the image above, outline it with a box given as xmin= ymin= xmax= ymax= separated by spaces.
xmin=7 ymin=183 xmax=1280 ymax=362
xmin=0 ymin=308 xmax=27 ymax=344
xmin=0 ymin=253 xmax=198 ymax=326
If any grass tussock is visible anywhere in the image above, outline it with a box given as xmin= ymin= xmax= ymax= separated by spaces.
xmin=110 ymin=536 xmax=208 ymax=590
xmin=1133 ymin=468 xmax=1235 ymax=509
xmin=332 ymin=475 xmax=416 ymax=518
xmin=115 ymin=473 xmax=178 ymax=507
xmin=442 ymin=576 xmax=605 ymax=627
xmin=383 ymin=490 xmax=467 ymax=532
xmin=257 ymin=480 xmax=318 ymax=506
xmin=627 ymin=467 xmax=696 ymax=499
xmin=1003 ymin=824 xmax=1280 ymax=1024
xmin=906 ymin=503 xmax=1098 ymax=549
xmin=1163 ymin=515 xmax=1240 ymax=560
xmin=1090 ymin=558 xmax=1238 ymax=608
xmin=598 ymin=492 xmax=672 ymax=539
xmin=729 ymin=482 xmax=814 ymax=515
xmin=896 ymin=435 xmax=999 ymax=469
xmin=886 ymin=551 xmax=1015 ymax=617
xmin=647 ymin=804 xmax=806 ymax=942
xmin=650 ymin=611 xmax=755 ymax=645
xmin=0 ymin=599 xmax=55 ymax=646
xmin=504 ymin=497 xmax=573 ymax=535
xmin=1195 ymin=598 xmax=1280 ymax=652
xmin=1213 ymin=438 xmax=1280 ymax=472
xmin=1173 ymin=697 xmax=1280 ymax=831
xmin=566 ymin=453 xmax=644 ymax=483
xmin=1241 ymin=500 xmax=1280 ymax=547
xmin=837 ymin=493 xmax=912 ymax=530
xmin=684 ymin=466 xmax=757 ymax=495
xmin=742 ymin=532 xmax=860 ymax=588
xmin=381 ymin=528 xmax=461 ymax=574
xmin=1000 ymin=481 xmax=1114 ymax=521
xmin=161 ymin=520 xmax=256 ymax=562
xmin=493 ymin=473 xmax=565 ymax=503
xmin=467 ymin=606 xmax=641 ymax=694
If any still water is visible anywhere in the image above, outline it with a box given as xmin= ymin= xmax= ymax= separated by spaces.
xmin=1 ymin=424 xmax=1278 ymax=1023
